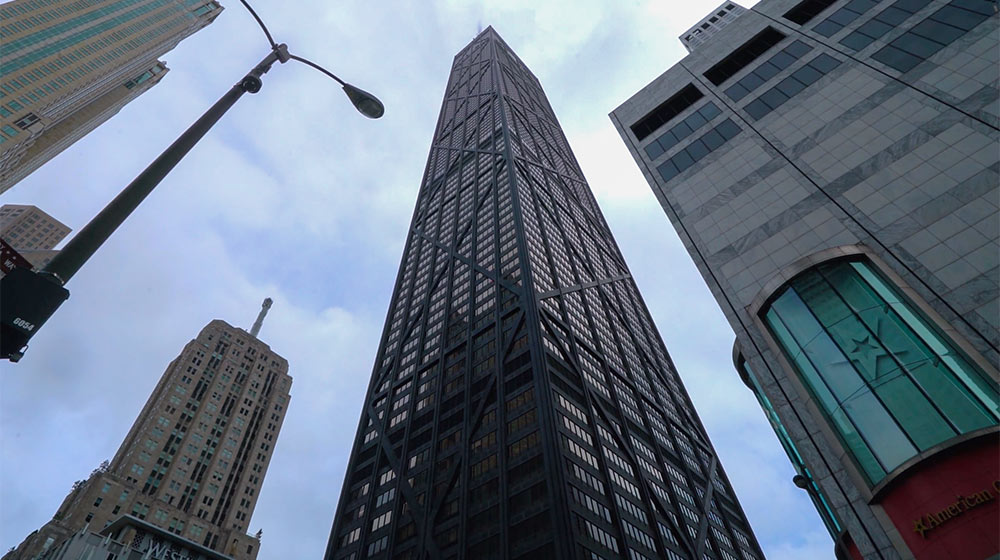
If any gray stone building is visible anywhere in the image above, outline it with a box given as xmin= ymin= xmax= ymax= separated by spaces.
xmin=612 ymin=1 xmax=998 ymax=559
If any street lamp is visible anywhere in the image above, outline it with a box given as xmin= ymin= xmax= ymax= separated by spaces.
xmin=0 ymin=1 xmax=384 ymax=362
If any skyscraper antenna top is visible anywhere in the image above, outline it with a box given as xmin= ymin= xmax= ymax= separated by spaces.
xmin=250 ymin=298 xmax=272 ymax=338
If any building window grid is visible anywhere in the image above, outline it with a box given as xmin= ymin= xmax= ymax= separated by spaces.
xmin=569 ymin=484 xmax=613 ymax=523
xmin=630 ymin=83 xmax=705 ymax=141
xmin=742 ymin=53 xmax=842 ymax=121
xmin=602 ymin=446 xmax=636 ymax=478
xmin=783 ymin=0 xmax=838 ymax=24
xmin=704 ymin=27 xmax=787 ymax=86
xmin=655 ymin=118 xmax=742 ymax=182
xmin=622 ymin=519 xmax=657 ymax=552
xmin=562 ymin=414 xmax=595 ymax=446
xmin=838 ymin=0 xmax=932 ymax=51
xmin=576 ymin=514 xmax=620 ymax=554
xmin=608 ymin=469 xmax=641 ymax=500
xmin=636 ymin=455 xmax=665 ymax=483
xmin=614 ymin=492 xmax=648 ymax=524
xmin=723 ymin=40 xmax=812 ymax=102
xmin=811 ymin=0 xmax=879 ymax=37
xmin=870 ymin=0 xmax=994 ymax=72
xmin=568 ymin=459 xmax=607 ymax=495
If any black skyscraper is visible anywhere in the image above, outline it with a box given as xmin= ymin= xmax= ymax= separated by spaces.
xmin=326 ymin=28 xmax=766 ymax=560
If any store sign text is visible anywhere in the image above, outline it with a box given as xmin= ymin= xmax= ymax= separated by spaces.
xmin=145 ymin=542 xmax=195 ymax=560
xmin=912 ymin=481 xmax=999 ymax=538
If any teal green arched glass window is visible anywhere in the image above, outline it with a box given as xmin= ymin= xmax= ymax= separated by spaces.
xmin=738 ymin=356 xmax=841 ymax=537
xmin=763 ymin=259 xmax=999 ymax=485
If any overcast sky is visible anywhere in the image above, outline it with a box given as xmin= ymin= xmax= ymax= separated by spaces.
xmin=1 ymin=1 xmax=833 ymax=558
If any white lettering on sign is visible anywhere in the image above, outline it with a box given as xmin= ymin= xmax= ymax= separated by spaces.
xmin=146 ymin=541 xmax=195 ymax=560
xmin=12 ymin=318 xmax=34 ymax=331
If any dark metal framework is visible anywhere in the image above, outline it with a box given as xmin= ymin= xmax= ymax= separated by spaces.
xmin=326 ymin=28 xmax=766 ymax=560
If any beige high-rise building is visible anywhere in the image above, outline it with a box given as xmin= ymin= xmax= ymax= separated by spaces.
xmin=0 ymin=204 xmax=71 ymax=274
xmin=0 ymin=0 xmax=223 ymax=193
xmin=0 ymin=204 xmax=70 ymax=251
xmin=5 ymin=301 xmax=292 ymax=560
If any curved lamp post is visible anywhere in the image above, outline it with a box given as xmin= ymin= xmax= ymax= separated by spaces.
xmin=0 ymin=1 xmax=383 ymax=362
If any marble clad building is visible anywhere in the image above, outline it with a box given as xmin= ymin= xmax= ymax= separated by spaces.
xmin=612 ymin=1 xmax=998 ymax=558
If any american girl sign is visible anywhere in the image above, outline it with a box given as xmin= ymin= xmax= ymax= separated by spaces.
xmin=912 ymin=481 xmax=999 ymax=538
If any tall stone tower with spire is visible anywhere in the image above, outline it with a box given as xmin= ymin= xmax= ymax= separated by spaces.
xmin=5 ymin=300 xmax=291 ymax=560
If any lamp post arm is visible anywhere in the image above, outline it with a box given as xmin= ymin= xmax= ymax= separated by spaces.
xmin=41 ymin=47 xmax=287 ymax=285
xmin=238 ymin=0 xmax=277 ymax=48
xmin=287 ymin=54 xmax=346 ymax=86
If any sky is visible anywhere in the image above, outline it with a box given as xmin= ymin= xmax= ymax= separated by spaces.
xmin=0 ymin=1 xmax=833 ymax=558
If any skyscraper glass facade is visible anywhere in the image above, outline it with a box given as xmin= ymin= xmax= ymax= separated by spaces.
xmin=326 ymin=27 xmax=765 ymax=560
xmin=0 ymin=0 xmax=221 ymax=191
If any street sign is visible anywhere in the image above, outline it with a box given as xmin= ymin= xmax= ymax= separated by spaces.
xmin=0 ymin=267 xmax=69 ymax=361
xmin=0 ymin=238 xmax=34 ymax=275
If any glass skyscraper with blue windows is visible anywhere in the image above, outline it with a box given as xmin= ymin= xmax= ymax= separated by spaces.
xmin=0 ymin=0 xmax=222 ymax=192
xmin=325 ymin=27 xmax=766 ymax=560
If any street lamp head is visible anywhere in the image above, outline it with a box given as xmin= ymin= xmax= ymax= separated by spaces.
xmin=284 ymin=53 xmax=384 ymax=119
xmin=343 ymin=83 xmax=385 ymax=119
